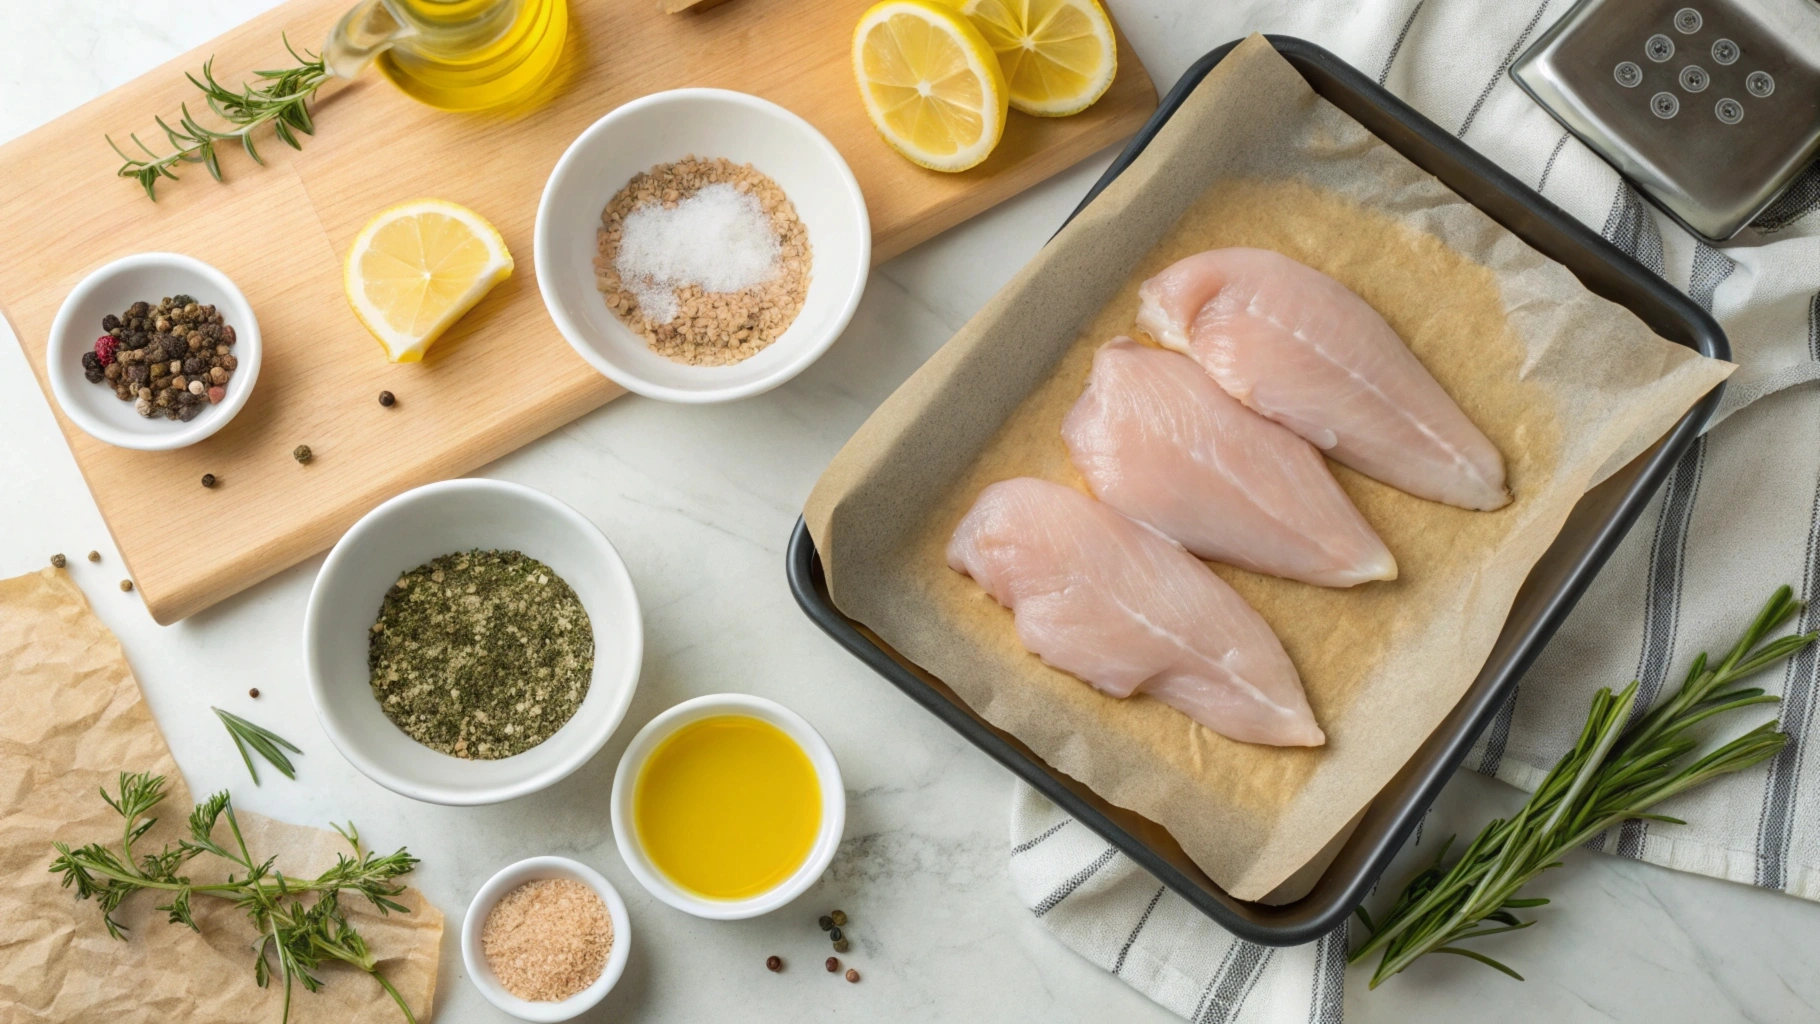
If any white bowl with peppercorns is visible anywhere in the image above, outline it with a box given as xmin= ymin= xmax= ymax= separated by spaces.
xmin=47 ymin=252 xmax=261 ymax=450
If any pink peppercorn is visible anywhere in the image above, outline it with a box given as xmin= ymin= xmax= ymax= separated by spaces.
xmin=94 ymin=336 xmax=119 ymax=367
xmin=207 ymin=385 xmax=225 ymax=404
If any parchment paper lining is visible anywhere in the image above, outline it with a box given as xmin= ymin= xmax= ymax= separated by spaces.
xmin=805 ymin=36 xmax=1731 ymax=900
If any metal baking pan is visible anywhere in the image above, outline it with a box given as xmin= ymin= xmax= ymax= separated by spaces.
xmin=787 ymin=35 xmax=1728 ymax=946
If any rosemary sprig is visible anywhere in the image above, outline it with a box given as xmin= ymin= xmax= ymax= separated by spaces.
xmin=50 ymin=772 xmax=419 ymax=1023
xmin=213 ymin=707 xmax=302 ymax=784
xmin=1352 ymin=586 xmax=1816 ymax=987
xmin=107 ymin=36 xmax=329 ymax=201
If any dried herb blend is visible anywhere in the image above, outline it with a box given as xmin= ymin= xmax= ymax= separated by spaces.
xmin=368 ymin=550 xmax=593 ymax=759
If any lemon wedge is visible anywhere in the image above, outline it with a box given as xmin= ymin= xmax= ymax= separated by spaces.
xmin=853 ymin=0 xmax=1009 ymax=173
xmin=947 ymin=0 xmax=1116 ymax=116
xmin=344 ymin=199 xmax=513 ymax=363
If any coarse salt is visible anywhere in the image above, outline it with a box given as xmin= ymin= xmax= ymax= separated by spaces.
xmin=614 ymin=183 xmax=780 ymax=324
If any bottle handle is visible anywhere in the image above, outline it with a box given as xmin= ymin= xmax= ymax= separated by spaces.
xmin=322 ymin=0 xmax=419 ymax=79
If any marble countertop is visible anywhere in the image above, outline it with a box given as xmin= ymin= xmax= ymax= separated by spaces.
xmin=5 ymin=2 xmax=1820 ymax=1021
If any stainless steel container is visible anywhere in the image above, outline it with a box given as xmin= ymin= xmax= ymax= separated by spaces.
xmin=1513 ymin=0 xmax=1820 ymax=240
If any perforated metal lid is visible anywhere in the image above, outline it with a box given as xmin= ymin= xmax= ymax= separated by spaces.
xmin=1512 ymin=0 xmax=1820 ymax=240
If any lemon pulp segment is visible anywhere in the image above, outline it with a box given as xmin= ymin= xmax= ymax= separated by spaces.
xmin=343 ymin=199 xmax=512 ymax=363
xmin=953 ymin=0 xmax=1116 ymax=116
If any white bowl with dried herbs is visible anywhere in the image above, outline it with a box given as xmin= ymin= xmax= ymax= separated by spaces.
xmin=535 ymin=88 xmax=870 ymax=403
xmin=303 ymin=478 xmax=643 ymax=804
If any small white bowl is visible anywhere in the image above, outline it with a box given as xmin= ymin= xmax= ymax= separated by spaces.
xmin=534 ymin=88 xmax=870 ymax=404
xmin=462 ymin=856 xmax=631 ymax=1022
xmin=303 ymin=479 xmax=642 ymax=805
xmin=47 ymin=252 xmax=262 ymax=450
xmin=609 ymin=693 xmax=845 ymax=920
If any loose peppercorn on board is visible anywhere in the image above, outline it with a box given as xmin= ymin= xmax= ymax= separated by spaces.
xmin=0 ymin=0 xmax=1156 ymax=623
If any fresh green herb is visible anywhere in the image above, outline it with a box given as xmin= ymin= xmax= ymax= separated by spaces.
xmin=50 ymin=772 xmax=419 ymax=1023
xmin=107 ymin=37 xmax=328 ymax=201
xmin=1352 ymin=586 xmax=1816 ymax=987
xmin=369 ymin=549 xmax=594 ymax=759
xmin=213 ymin=707 xmax=302 ymax=784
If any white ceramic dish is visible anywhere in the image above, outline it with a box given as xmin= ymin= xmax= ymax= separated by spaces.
xmin=534 ymin=88 xmax=870 ymax=404
xmin=461 ymin=856 xmax=631 ymax=1022
xmin=303 ymin=479 xmax=642 ymax=805
xmin=47 ymin=252 xmax=262 ymax=450
xmin=609 ymin=693 xmax=845 ymax=920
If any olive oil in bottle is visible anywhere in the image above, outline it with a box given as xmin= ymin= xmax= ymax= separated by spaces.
xmin=325 ymin=0 xmax=569 ymax=112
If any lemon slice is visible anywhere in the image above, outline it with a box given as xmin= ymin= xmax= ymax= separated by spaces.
xmin=948 ymin=0 xmax=1116 ymax=116
xmin=344 ymin=199 xmax=513 ymax=363
xmin=853 ymin=0 xmax=1009 ymax=173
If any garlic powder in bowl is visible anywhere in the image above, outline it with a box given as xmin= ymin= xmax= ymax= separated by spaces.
xmin=482 ymin=878 xmax=613 ymax=1001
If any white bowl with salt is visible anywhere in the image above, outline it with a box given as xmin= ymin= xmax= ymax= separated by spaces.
xmin=534 ymin=88 xmax=870 ymax=403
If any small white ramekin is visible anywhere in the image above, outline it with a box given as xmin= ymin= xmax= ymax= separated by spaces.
xmin=303 ymin=478 xmax=643 ymax=805
xmin=609 ymin=694 xmax=845 ymax=919
xmin=461 ymin=856 xmax=631 ymax=1022
xmin=534 ymin=88 xmax=870 ymax=403
xmin=46 ymin=252 xmax=262 ymax=450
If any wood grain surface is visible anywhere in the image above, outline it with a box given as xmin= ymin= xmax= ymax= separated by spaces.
xmin=0 ymin=0 xmax=1155 ymax=623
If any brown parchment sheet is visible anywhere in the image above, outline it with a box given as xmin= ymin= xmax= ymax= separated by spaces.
xmin=804 ymin=36 xmax=1735 ymax=901
xmin=0 ymin=569 xmax=442 ymax=1023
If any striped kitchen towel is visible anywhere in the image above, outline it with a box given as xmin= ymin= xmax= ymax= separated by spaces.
xmin=1013 ymin=0 xmax=1820 ymax=1018
xmin=1010 ymin=785 xmax=1347 ymax=1024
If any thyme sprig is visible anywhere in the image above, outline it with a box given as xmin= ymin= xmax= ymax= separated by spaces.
xmin=214 ymin=707 xmax=302 ymax=784
xmin=1352 ymin=586 xmax=1816 ymax=987
xmin=107 ymin=37 xmax=329 ymax=201
xmin=50 ymin=772 xmax=419 ymax=1023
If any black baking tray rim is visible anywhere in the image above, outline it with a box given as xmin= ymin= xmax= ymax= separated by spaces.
xmin=787 ymin=35 xmax=1729 ymax=946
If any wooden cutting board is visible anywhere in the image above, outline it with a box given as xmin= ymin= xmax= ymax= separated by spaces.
xmin=0 ymin=0 xmax=1155 ymax=623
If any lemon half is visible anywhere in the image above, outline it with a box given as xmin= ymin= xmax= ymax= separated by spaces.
xmin=344 ymin=199 xmax=513 ymax=363
xmin=853 ymin=0 xmax=1009 ymax=173
xmin=949 ymin=0 xmax=1116 ymax=116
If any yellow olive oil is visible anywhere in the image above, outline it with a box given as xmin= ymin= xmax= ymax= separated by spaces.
xmin=633 ymin=715 xmax=821 ymax=901
xmin=377 ymin=0 xmax=568 ymax=111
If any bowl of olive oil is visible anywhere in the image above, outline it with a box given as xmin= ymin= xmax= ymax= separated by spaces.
xmin=609 ymin=694 xmax=844 ymax=919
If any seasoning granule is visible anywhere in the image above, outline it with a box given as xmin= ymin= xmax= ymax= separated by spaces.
xmin=482 ymin=878 xmax=612 ymax=1003
xmin=594 ymin=156 xmax=811 ymax=367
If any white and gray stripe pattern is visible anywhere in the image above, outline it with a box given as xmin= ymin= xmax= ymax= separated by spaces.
xmin=1754 ymin=295 xmax=1820 ymax=891
xmin=1009 ymin=784 xmax=1348 ymax=1024
xmin=1015 ymin=1 xmax=1820 ymax=1019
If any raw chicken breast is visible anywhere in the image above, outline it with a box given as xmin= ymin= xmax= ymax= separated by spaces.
xmin=1062 ymin=338 xmax=1396 ymax=587
xmin=946 ymin=478 xmax=1324 ymax=746
xmin=1136 ymin=247 xmax=1510 ymax=511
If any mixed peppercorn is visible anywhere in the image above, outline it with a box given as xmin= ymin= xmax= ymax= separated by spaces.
xmin=82 ymin=295 xmax=238 ymax=421
xmin=766 ymin=908 xmax=862 ymax=984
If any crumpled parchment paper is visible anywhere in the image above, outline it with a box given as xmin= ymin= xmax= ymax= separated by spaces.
xmin=0 ymin=568 xmax=442 ymax=1022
